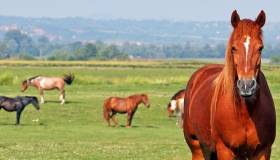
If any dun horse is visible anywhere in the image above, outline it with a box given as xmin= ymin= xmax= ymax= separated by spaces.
xmin=103 ymin=94 xmax=150 ymax=128
xmin=0 ymin=96 xmax=40 ymax=125
xmin=167 ymin=89 xmax=185 ymax=127
xmin=21 ymin=73 xmax=74 ymax=104
xmin=183 ymin=11 xmax=275 ymax=159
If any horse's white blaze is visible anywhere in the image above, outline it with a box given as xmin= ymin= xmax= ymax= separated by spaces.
xmin=170 ymin=100 xmax=177 ymax=110
xmin=244 ymin=36 xmax=251 ymax=73
xmin=40 ymin=78 xmax=46 ymax=88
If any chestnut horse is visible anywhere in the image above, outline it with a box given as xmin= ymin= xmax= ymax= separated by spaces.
xmin=167 ymin=89 xmax=185 ymax=127
xmin=103 ymin=94 xmax=150 ymax=128
xmin=183 ymin=11 xmax=275 ymax=160
xmin=21 ymin=73 xmax=74 ymax=104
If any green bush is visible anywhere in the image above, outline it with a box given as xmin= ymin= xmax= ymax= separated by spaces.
xmin=0 ymin=73 xmax=15 ymax=85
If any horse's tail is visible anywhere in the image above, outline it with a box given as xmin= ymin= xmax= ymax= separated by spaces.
xmin=63 ymin=73 xmax=75 ymax=85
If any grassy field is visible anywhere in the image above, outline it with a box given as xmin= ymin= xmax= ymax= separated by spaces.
xmin=0 ymin=60 xmax=278 ymax=160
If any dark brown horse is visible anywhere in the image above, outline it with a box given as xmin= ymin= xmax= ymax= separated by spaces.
xmin=183 ymin=11 xmax=275 ymax=159
xmin=21 ymin=73 xmax=74 ymax=104
xmin=167 ymin=89 xmax=185 ymax=127
xmin=103 ymin=94 xmax=150 ymax=128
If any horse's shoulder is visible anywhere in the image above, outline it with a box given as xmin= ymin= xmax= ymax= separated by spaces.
xmin=189 ymin=64 xmax=223 ymax=82
xmin=187 ymin=64 xmax=222 ymax=97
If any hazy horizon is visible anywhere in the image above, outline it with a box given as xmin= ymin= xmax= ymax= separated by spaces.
xmin=0 ymin=0 xmax=279 ymax=22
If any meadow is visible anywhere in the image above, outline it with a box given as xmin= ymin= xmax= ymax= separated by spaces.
xmin=0 ymin=60 xmax=278 ymax=160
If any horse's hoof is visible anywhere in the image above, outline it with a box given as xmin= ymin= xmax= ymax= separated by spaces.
xmin=125 ymin=126 xmax=131 ymax=128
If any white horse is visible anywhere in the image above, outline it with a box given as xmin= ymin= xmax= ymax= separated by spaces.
xmin=167 ymin=89 xmax=185 ymax=127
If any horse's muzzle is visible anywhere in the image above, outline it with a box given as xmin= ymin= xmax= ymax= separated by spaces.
xmin=237 ymin=79 xmax=257 ymax=97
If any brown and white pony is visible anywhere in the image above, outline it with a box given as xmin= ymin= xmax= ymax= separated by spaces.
xmin=183 ymin=11 xmax=275 ymax=159
xmin=167 ymin=89 xmax=185 ymax=127
xmin=103 ymin=94 xmax=150 ymax=128
xmin=21 ymin=73 xmax=74 ymax=104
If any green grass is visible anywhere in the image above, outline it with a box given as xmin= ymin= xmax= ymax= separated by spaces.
xmin=0 ymin=60 xmax=278 ymax=160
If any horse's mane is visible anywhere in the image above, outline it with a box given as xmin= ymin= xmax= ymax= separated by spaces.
xmin=128 ymin=94 xmax=147 ymax=98
xmin=210 ymin=20 xmax=263 ymax=129
xmin=171 ymin=89 xmax=185 ymax=100
xmin=27 ymin=75 xmax=41 ymax=81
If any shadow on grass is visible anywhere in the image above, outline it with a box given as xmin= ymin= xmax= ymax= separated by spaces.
xmin=117 ymin=124 xmax=159 ymax=128
xmin=44 ymin=100 xmax=81 ymax=104
xmin=0 ymin=122 xmax=47 ymax=127
xmin=0 ymin=122 xmax=47 ymax=126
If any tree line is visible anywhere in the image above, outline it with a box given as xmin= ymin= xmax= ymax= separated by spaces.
xmin=0 ymin=30 xmax=279 ymax=61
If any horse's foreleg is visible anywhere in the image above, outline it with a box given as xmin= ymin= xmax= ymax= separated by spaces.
xmin=177 ymin=113 xmax=183 ymax=128
xmin=39 ymin=89 xmax=45 ymax=104
xmin=16 ymin=110 xmax=23 ymax=125
xmin=216 ymin=139 xmax=235 ymax=160
xmin=126 ymin=111 xmax=135 ymax=128
xmin=59 ymin=90 xmax=65 ymax=105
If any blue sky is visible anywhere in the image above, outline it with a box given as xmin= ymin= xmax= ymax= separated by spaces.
xmin=0 ymin=0 xmax=279 ymax=21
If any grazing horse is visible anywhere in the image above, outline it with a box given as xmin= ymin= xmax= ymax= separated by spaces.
xmin=167 ymin=89 xmax=185 ymax=127
xmin=183 ymin=11 xmax=276 ymax=160
xmin=103 ymin=94 xmax=150 ymax=128
xmin=0 ymin=96 xmax=40 ymax=125
xmin=21 ymin=73 xmax=74 ymax=104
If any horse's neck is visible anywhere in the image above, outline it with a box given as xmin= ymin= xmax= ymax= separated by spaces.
xmin=29 ymin=79 xmax=37 ymax=87
xmin=135 ymin=97 xmax=143 ymax=106
xmin=21 ymin=98 xmax=31 ymax=106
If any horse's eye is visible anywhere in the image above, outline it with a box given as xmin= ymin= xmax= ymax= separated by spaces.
xmin=258 ymin=46 xmax=264 ymax=53
xmin=231 ymin=47 xmax=237 ymax=54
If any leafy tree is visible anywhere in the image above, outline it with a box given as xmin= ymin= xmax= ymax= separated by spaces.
xmin=3 ymin=30 xmax=39 ymax=57
xmin=97 ymin=45 xmax=127 ymax=60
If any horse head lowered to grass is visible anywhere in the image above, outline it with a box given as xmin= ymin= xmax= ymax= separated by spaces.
xmin=183 ymin=10 xmax=275 ymax=160
xmin=167 ymin=89 xmax=185 ymax=127
xmin=0 ymin=96 xmax=40 ymax=125
xmin=103 ymin=94 xmax=150 ymax=128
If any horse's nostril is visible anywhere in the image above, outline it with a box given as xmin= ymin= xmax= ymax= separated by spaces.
xmin=246 ymin=79 xmax=257 ymax=89
xmin=248 ymin=80 xmax=253 ymax=88
xmin=237 ymin=78 xmax=257 ymax=97
xmin=237 ymin=80 xmax=243 ymax=89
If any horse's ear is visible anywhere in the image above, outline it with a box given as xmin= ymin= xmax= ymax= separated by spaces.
xmin=255 ymin=10 xmax=266 ymax=28
xmin=231 ymin=10 xmax=240 ymax=28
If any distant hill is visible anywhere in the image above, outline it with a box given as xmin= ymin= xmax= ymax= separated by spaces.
xmin=0 ymin=16 xmax=279 ymax=45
